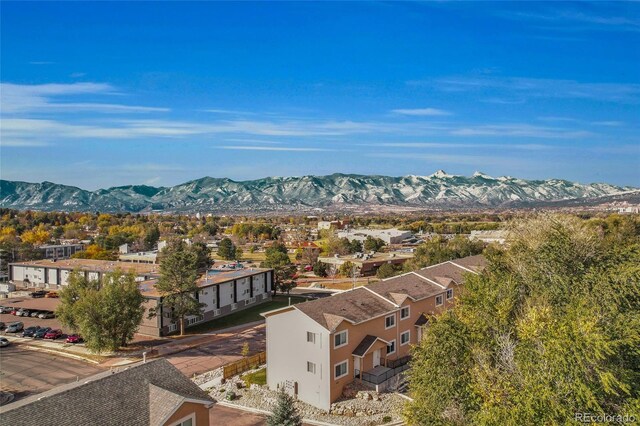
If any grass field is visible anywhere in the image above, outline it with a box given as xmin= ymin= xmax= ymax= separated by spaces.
xmin=186 ymin=295 xmax=306 ymax=334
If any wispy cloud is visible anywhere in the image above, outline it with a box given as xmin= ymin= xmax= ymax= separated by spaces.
xmin=29 ymin=61 xmax=54 ymax=65
xmin=450 ymin=123 xmax=594 ymax=139
xmin=0 ymin=82 xmax=169 ymax=114
xmin=411 ymin=76 xmax=640 ymax=103
xmin=391 ymin=108 xmax=452 ymax=116
xmin=366 ymin=152 xmax=527 ymax=167
xmin=367 ymin=142 xmax=552 ymax=151
xmin=500 ymin=7 xmax=640 ymax=33
xmin=202 ymin=108 xmax=256 ymax=115
xmin=219 ymin=145 xmax=334 ymax=152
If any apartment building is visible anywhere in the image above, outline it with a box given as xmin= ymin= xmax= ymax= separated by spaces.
xmin=263 ymin=255 xmax=486 ymax=411
xmin=337 ymin=228 xmax=414 ymax=245
xmin=9 ymin=259 xmax=274 ymax=337
xmin=9 ymin=259 xmax=159 ymax=288
xmin=38 ymin=243 xmax=85 ymax=259
xmin=138 ymin=267 xmax=274 ymax=336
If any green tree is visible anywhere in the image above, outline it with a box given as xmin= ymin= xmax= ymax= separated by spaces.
xmin=267 ymin=389 xmax=302 ymax=426
xmin=376 ymin=262 xmax=399 ymax=279
xmin=364 ymin=236 xmax=385 ymax=252
xmin=155 ymin=240 xmax=204 ymax=335
xmin=143 ymin=225 xmax=160 ymax=250
xmin=339 ymin=260 xmax=357 ymax=277
xmin=262 ymin=250 xmax=296 ymax=295
xmin=313 ymin=261 xmax=329 ymax=277
xmin=404 ymin=215 xmax=640 ymax=425
xmin=56 ymin=270 xmax=144 ymax=353
xmin=217 ymin=238 xmax=237 ymax=260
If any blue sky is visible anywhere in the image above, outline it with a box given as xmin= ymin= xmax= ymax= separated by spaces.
xmin=1 ymin=1 xmax=639 ymax=189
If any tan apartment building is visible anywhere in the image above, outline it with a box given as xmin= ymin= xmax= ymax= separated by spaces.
xmin=263 ymin=255 xmax=486 ymax=411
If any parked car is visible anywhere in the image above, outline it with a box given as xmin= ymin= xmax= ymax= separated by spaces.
xmin=33 ymin=327 xmax=51 ymax=339
xmin=66 ymin=334 xmax=83 ymax=344
xmin=0 ymin=306 xmax=14 ymax=314
xmin=30 ymin=310 xmax=42 ymax=317
xmin=0 ymin=337 xmax=9 ymax=347
xmin=5 ymin=322 xmax=24 ymax=333
xmin=22 ymin=326 xmax=42 ymax=338
xmin=0 ymin=322 xmax=5 ymax=330
xmin=30 ymin=290 xmax=48 ymax=298
xmin=45 ymin=292 xmax=59 ymax=298
xmin=10 ymin=308 xmax=19 ymax=315
xmin=38 ymin=311 xmax=55 ymax=319
xmin=44 ymin=329 xmax=62 ymax=340
xmin=16 ymin=309 xmax=30 ymax=317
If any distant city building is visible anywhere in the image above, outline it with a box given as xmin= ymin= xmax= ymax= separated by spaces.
xmin=39 ymin=243 xmax=84 ymax=259
xmin=317 ymin=220 xmax=346 ymax=230
xmin=119 ymin=251 xmax=159 ymax=264
xmin=337 ymin=228 xmax=414 ymax=245
xmin=318 ymin=252 xmax=413 ymax=276
xmin=469 ymin=230 xmax=508 ymax=244
xmin=263 ymin=255 xmax=486 ymax=411
xmin=0 ymin=359 xmax=214 ymax=426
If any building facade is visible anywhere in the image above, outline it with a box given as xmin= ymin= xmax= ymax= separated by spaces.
xmin=39 ymin=244 xmax=84 ymax=259
xmin=264 ymin=255 xmax=486 ymax=411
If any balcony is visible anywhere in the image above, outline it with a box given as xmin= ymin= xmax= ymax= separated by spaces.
xmin=354 ymin=356 xmax=411 ymax=385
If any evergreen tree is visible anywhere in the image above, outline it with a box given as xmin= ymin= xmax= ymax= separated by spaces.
xmin=155 ymin=240 xmax=203 ymax=335
xmin=267 ymin=389 xmax=302 ymax=426
xmin=217 ymin=237 xmax=237 ymax=260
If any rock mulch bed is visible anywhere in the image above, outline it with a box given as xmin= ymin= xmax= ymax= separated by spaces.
xmin=202 ymin=366 xmax=405 ymax=426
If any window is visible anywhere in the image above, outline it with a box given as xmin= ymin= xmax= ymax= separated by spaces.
xmin=334 ymin=330 xmax=348 ymax=348
xmin=435 ymin=295 xmax=444 ymax=306
xmin=385 ymin=314 xmax=396 ymax=329
xmin=334 ymin=360 xmax=348 ymax=379
xmin=446 ymin=289 xmax=454 ymax=300
xmin=400 ymin=306 xmax=410 ymax=320
xmin=169 ymin=413 xmax=195 ymax=426
xmin=307 ymin=361 xmax=316 ymax=374
xmin=387 ymin=340 xmax=396 ymax=355
xmin=307 ymin=332 xmax=316 ymax=343
xmin=401 ymin=331 xmax=410 ymax=345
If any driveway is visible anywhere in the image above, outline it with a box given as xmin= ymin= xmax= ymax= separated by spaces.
xmin=0 ymin=345 xmax=102 ymax=402
xmin=165 ymin=324 xmax=266 ymax=377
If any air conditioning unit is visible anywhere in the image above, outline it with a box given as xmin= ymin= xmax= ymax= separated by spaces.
xmin=214 ymin=309 xmax=221 ymax=316
xmin=231 ymin=303 xmax=238 ymax=311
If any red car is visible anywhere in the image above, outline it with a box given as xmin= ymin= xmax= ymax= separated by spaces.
xmin=65 ymin=334 xmax=83 ymax=344
xmin=44 ymin=329 xmax=63 ymax=340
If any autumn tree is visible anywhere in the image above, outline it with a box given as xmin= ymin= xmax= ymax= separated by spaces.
xmin=21 ymin=223 xmax=51 ymax=245
xmin=404 ymin=215 xmax=640 ymax=425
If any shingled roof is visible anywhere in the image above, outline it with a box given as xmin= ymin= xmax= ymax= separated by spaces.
xmin=295 ymin=287 xmax=397 ymax=330
xmin=0 ymin=359 xmax=213 ymax=426
xmin=292 ymin=255 xmax=486 ymax=331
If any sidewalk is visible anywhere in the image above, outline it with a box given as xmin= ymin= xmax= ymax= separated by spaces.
xmin=3 ymin=335 xmax=106 ymax=364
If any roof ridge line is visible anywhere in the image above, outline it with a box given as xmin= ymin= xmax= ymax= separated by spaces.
xmin=362 ymin=285 xmax=399 ymax=307
xmin=410 ymin=271 xmax=446 ymax=288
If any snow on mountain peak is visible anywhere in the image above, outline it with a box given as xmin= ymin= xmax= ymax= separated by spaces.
xmin=430 ymin=169 xmax=451 ymax=178
xmin=472 ymin=171 xmax=493 ymax=179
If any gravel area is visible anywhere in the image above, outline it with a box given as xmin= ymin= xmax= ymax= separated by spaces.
xmin=200 ymin=366 xmax=405 ymax=426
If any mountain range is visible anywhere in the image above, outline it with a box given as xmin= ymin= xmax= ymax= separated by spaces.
xmin=0 ymin=171 xmax=637 ymax=213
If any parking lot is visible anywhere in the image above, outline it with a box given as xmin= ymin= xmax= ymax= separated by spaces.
xmin=1 ymin=297 xmax=65 ymax=337
xmin=0 ymin=345 xmax=102 ymax=402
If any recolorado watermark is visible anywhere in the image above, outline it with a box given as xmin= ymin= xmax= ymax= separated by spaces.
xmin=575 ymin=413 xmax=636 ymax=424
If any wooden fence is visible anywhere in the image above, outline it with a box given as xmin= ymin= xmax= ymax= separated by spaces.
xmin=223 ymin=351 xmax=267 ymax=379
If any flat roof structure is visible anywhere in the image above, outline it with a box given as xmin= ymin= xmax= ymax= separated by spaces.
xmin=10 ymin=258 xmax=160 ymax=276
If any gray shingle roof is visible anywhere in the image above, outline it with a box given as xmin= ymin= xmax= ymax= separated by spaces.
xmin=352 ymin=335 xmax=388 ymax=357
xmin=0 ymin=359 xmax=213 ymax=426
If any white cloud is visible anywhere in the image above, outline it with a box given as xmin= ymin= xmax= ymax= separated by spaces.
xmin=0 ymin=82 xmax=169 ymax=114
xmin=450 ymin=124 xmax=594 ymax=139
xmin=368 ymin=142 xmax=552 ymax=150
xmin=391 ymin=108 xmax=452 ymax=116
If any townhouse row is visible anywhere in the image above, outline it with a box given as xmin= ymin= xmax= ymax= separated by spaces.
xmin=263 ymin=254 xmax=486 ymax=411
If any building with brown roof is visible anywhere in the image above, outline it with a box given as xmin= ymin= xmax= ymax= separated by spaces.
xmin=262 ymin=255 xmax=485 ymax=411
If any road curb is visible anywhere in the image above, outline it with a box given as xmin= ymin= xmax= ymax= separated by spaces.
xmin=13 ymin=342 xmax=102 ymax=365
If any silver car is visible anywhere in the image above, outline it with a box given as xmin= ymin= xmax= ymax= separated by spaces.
xmin=5 ymin=322 xmax=24 ymax=333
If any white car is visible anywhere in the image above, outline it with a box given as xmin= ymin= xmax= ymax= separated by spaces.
xmin=0 ymin=337 xmax=9 ymax=347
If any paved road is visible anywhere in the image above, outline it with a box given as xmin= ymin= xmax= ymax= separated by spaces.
xmin=0 ymin=345 xmax=102 ymax=401
xmin=166 ymin=325 xmax=266 ymax=377
xmin=210 ymin=405 xmax=266 ymax=425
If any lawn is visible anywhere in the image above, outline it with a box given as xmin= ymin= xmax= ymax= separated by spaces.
xmin=186 ymin=295 xmax=306 ymax=334
xmin=242 ymin=367 xmax=267 ymax=386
